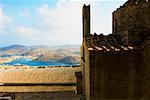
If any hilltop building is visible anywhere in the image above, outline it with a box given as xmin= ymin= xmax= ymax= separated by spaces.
xmin=81 ymin=0 xmax=150 ymax=100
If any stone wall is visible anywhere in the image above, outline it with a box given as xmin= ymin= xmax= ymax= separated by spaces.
xmin=89 ymin=51 xmax=134 ymax=99
xmin=113 ymin=2 xmax=150 ymax=45
xmin=0 ymin=92 xmax=80 ymax=100
xmin=142 ymin=40 xmax=150 ymax=98
xmin=81 ymin=4 xmax=91 ymax=100
xmin=88 ymin=48 xmax=150 ymax=100
xmin=82 ymin=4 xmax=90 ymax=39
xmin=14 ymin=92 xmax=81 ymax=100
xmin=81 ymin=44 xmax=91 ymax=100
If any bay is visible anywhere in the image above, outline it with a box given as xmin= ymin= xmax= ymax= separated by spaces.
xmin=2 ymin=58 xmax=79 ymax=67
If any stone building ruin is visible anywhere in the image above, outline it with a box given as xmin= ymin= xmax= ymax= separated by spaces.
xmin=80 ymin=0 xmax=150 ymax=100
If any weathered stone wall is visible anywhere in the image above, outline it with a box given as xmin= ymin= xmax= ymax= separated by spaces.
xmin=81 ymin=44 xmax=91 ymax=100
xmin=81 ymin=4 xmax=91 ymax=100
xmin=133 ymin=48 xmax=146 ymax=99
xmin=113 ymin=2 xmax=150 ymax=44
xmin=81 ymin=1 xmax=150 ymax=100
xmin=111 ymin=1 xmax=150 ymax=98
xmin=142 ymin=40 xmax=150 ymax=99
xmin=14 ymin=92 xmax=80 ymax=100
xmin=0 ymin=92 xmax=81 ymax=100
xmin=83 ymin=5 xmax=90 ymax=39
xmin=89 ymin=49 xmax=149 ymax=100
xmin=113 ymin=1 xmax=150 ymax=33
xmin=90 ymin=51 xmax=133 ymax=99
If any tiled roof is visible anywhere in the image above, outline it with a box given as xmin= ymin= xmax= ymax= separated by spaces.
xmin=87 ymin=34 xmax=134 ymax=52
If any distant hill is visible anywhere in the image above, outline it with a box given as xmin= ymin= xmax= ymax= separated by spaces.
xmin=0 ymin=44 xmax=30 ymax=56
xmin=57 ymin=56 xmax=80 ymax=64
xmin=34 ymin=52 xmax=65 ymax=61
xmin=0 ymin=44 xmax=29 ymax=51
xmin=0 ymin=44 xmax=81 ymax=64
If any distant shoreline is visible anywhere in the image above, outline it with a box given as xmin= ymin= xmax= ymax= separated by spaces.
xmin=0 ymin=65 xmax=80 ymax=70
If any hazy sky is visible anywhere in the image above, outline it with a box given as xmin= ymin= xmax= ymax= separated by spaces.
xmin=0 ymin=0 xmax=126 ymax=46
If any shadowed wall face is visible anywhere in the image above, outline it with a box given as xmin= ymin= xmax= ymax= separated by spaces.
xmin=89 ymin=49 xmax=149 ymax=100
xmin=113 ymin=1 xmax=150 ymax=45
xmin=83 ymin=5 xmax=90 ymax=39
xmin=90 ymin=52 xmax=133 ymax=99
xmin=81 ymin=4 xmax=91 ymax=100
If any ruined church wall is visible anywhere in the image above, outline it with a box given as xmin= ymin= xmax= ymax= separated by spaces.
xmin=133 ymin=48 xmax=147 ymax=99
xmin=89 ymin=50 xmax=148 ymax=100
xmin=90 ymin=51 xmax=133 ymax=99
xmin=142 ymin=42 xmax=150 ymax=98
xmin=14 ymin=92 xmax=80 ymax=100
xmin=81 ymin=44 xmax=91 ymax=100
xmin=113 ymin=2 xmax=150 ymax=36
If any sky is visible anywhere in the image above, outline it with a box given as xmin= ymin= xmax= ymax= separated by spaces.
xmin=0 ymin=0 xmax=126 ymax=47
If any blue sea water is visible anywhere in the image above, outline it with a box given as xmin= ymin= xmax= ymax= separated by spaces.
xmin=0 ymin=55 xmax=12 ymax=58
xmin=2 ymin=58 xmax=79 ymax=67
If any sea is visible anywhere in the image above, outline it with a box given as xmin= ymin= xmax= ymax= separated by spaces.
xmin=0 ymin=55 xmax=80 ymax=67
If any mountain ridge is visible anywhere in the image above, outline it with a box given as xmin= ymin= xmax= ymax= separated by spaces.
xmin=0 ymin=44 xmax=80 ymax=64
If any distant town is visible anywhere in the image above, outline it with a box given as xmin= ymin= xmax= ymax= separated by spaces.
xmin=0 ymin=44 xmax=80 ymax=69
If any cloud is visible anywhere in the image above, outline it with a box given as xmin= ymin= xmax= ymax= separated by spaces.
xmin=12 ymin=0 xmax=126 ymax=46
xmin=36 ymin=0 xmax=116 ymax=45
xmin=38 ymin=4 xmax=50 ymax=17
xmin=13 ymin=1 xmax=86 ymax=45
xmin=0 ymin=6 xmax=11 ymax=33
xmin=36 ymin=1 xmax=87 ymax=45
xmin=16 ymin=0 xmax=117 ymax=45
xmin=15 ymin=26 xmax=44 ymax=42
xmin=16 ymin=26 xmax=35 ymax=37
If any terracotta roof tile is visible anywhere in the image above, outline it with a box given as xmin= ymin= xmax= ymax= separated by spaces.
xmin=87 ymin=34 xmax=134 ymax=52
